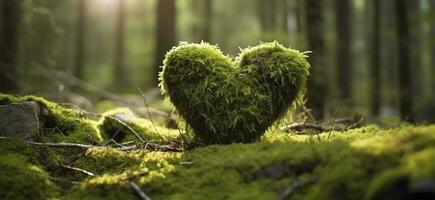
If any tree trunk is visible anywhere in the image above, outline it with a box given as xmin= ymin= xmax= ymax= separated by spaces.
xmin=113 ymin=0 xmax=127 ymax=88
xmin=430 ymin=0 xmax=435 ymax=93
xmin=73 ymin=0 xmax=86 ymax=80
xmin=258 ymin=0 xmax=277 ymax=32
xmin=407 ymin=1 xmax=423 ymax=99
xmin=0 ymin=0 xmax=20 ymax=93
xmin=202 ymin=0 xmax=212 ymax=42
xmin=335 ymin=0 xmax=352 ymax=101
xmin=154 ymin=0 xmax=176 ymax=86
xmin=395 ymin=0 xmax=414 ymax=122
xmin=370 ymin=0 xmax=381 ymax=116
xmin=304 ymin=0 xmax=327 ymax=119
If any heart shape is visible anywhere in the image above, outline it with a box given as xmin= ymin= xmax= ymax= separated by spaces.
xmin=160 ymin=42 xmax=310 ymax=144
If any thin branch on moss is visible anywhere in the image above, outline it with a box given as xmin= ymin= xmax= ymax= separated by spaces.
xmin=118 ymin=142 xmax=183 ymax=152
xmin=344 ymin=115 xmax=365 ymax=130
xmin=137 ymin=85 xmax=162 ymax=139
xmin=280 ymin=123 xmax=326 ymax=132
xmin=61 ymin=165 xmax=95 ymax=176
xmin=129 ymin=181 xmax=152 ymax=200
xmin=277 ymin=176 xmax=317 ymax=200
xmin=328 ymin=101 xmax=342 ymax=139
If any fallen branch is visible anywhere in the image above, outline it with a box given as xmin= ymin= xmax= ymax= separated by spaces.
xmin=61 ymin=165 xmax=95 ymax=177
xmin=119 ymin=142 xmax=183 ymax=152
xmin=129 ymin=181 xmax=152 ymax=200
xmin=281 ymin=115 xmax=366 ymax=134
xmin=280 ymin=123 xmax=326 ymax=132
xmin=0 ymin=137 xmax=183 ymax=152
xmin=277 ymin=176 xmax=317 ymax=200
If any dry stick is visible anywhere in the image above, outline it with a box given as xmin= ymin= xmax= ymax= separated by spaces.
xmin=0 ymin=137 xmax=181 ymax=152
xmin=61 ymin=165 xmax=96 ymax=177
xmin=26 ymin=141 xmax=96 ymax=149
xmin=129 ymin=182 xmax=153 ymax=200
xmin=327 ymin=101 xmax=342 ymax=139
xmin=136 ymin=85 xmax=162 ymax=138
xmin=344 ymin=115 xmax=365 ymax=130
xmin=277 ymin=176 xmax=317 ymax=200
xmin=280 ymin=123 xmax=326 ymax=132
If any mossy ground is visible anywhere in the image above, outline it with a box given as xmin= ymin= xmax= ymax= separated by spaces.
xmin=1 ymin=94 xmax=435 ymax=199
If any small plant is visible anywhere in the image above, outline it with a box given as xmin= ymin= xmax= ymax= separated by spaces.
xmin=160 ymin=41 xmax=310 ymax=144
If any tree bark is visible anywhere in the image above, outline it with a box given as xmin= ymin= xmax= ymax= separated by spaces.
xmin=73 ymin=0 xmax=86 ymax=80
xmin=0 ymin=0 xmax=20 ymax=93
xmin=113 ymin=0 xmax=127 ymax=88
xmin=154 ymin=0 xmax=176 ymax=86
xmin=395 ymin=0 xmax=414 ymax=122
xmin=370 ymin=0 xmax=381 ymax=116
xmin=335 ymin=0 xmax=352 ymax=101
xmin=304 ymin=0 xmax=327 ymax=119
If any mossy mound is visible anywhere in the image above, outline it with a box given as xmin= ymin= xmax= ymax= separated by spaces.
xmin=1 ymin=94 xmax=435 ymax=199
xmin=160 ymin=42 xmax=310 ymax=144
xmin=63 ymin=125 xmax=435 ymax=200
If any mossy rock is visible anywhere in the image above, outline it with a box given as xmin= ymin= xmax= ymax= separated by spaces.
xmin=0 ymin=94 xmax=103 ymax=144
xmin=160 ymin=42 xmax=310 ymax=144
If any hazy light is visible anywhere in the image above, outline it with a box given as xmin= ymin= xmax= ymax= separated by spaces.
xmin=90 ymin=0 xmax=119 ymax=13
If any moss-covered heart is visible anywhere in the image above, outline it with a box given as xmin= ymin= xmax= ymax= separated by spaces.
xmin=160 ymin=42 xmax=310 ymax=144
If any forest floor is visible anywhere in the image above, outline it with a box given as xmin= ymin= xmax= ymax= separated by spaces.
xmin=0 ymin=94 xmax=435 ymax=200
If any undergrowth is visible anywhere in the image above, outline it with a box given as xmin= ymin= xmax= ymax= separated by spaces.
xmin=1 ymin=94 xmax=435 ymax=200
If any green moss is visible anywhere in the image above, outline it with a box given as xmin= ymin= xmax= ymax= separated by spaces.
xmin=98 ymin=107 xmax=179 ymax=142
xmin=0 ymin=153 xmax=60 ymax=200
xmin=160 ymin=42 xmax=310 ymax=144
xmin=1 ymin=94 xmax=435 ymax=199
xmin=64 ymin=174 xmax=135 ymax=200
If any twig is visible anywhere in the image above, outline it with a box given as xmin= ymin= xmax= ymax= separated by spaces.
xmin=103 ymin=115 xmax=146 ymax=143
xmin=61 ymin=165 xmax=95 ymax=176
xmin=280 ymin=123 xmax=326 ymax=132
xmin=136 ymin=85 xmax=162 ymax=139
xmin=119 ymin=142 xmax=183 ymax=152
xmin=344 ymin=115 xmax=365 ymax=130
xmin=26 ymin=141 xmax=96 ymax=149
xmin=277 ymin=176 xmax=317 ymax=200
xmin=0 ymin=137 xmax=182 ymax=152
xmin=129 ymin=181 xmax=152 ymax=200
xmin=328 ymin=101 xmax=342 ymax=139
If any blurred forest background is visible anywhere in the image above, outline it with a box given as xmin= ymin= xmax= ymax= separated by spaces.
xmin=0 ymin=0 xmax=434 ymax=125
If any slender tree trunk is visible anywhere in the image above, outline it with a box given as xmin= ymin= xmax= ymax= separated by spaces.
xmin=370 ymin=0 xmax=381 ymax=116
xmin=258 ymin=0 xmax=277 ymax=32
xmin=304 ymin=0 xmax=327 ymax=119
xmin=0 ymin=0 xmax=20 ymax=93
xmin=281 ymin=0 xmax=288 ymax=32
xmin=113 ymin=0 xmax=127 ymax=88
xmin=335 ymin=0 xmax=352 ymax=101
xmin=73 ymin=0 xmax=86 ymax=80
xmin=407 ymin=1 xmax=422 ymax=98
xmin=395 ymin=0 xmax=414 ymax=122
xmin=202 ymin=0 xmax=212 ymax=42
xmin=154 ymin=0 xmax=176 ymax=86
xmin=430 ymin=0 xmax=435 ymax=93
